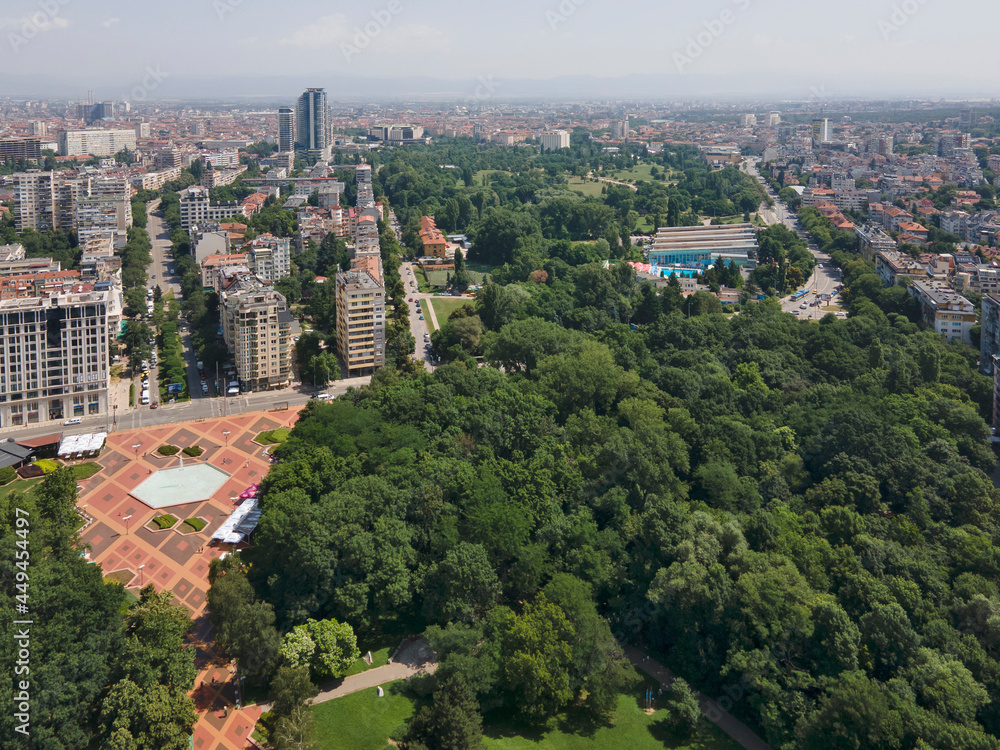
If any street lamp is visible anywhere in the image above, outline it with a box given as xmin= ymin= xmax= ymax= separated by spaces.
xmin=132 ymin=443 xmax=141 ymax=459
xmin=222 ymin=430 xmax=230 ymax=447
xmin=121 ymin=514 xmax=132 ymax=535
xmin=138 ymin=564 xmax=145 ymax=587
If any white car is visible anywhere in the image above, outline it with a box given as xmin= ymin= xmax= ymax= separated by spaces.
xmin=800 ymin=303 xmax=808 ymax=309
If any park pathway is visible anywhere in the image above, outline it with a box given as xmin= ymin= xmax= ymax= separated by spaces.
xmin=260 ymin=639 xmax=438 ymax=711
xmin=624 ymin=646 xmax=772 ymax=750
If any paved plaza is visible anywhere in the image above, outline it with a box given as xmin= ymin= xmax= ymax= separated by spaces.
xmin=78 ymin=407 xmax=302 ymax=750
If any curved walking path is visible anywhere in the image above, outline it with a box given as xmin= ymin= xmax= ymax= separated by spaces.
xmin=624 ymin=646 xmax=772 ymax=750
xmin=260 ymin=660 xmax=438 ymax=712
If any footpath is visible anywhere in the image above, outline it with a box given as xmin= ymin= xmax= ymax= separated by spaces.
xmin=624 ymin=645 xmax=772 ymax=750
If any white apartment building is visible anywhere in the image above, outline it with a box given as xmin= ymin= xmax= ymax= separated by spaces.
xmin=58 ymin=129 xmax=137 ymax=157
xmin=179 ymin=186 xmax=244 ymax=231
xmin=539 ymin=130 xmax=571 ymax=151
xmin=0 ymin=289 xmax=113 ymax=427
xmin=76 ymin=197 xmax=129 ymax=245
xmin=130 ymin=167 xmax=182 ymax=191
xmin=246 ymin=235 xmax=291 ymax=283
xmin=940 ymin=210 xmax=970 ymax=237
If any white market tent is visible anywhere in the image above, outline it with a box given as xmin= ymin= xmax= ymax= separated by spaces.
xmin=57 ymin=432 xmax=107 ymax=459
xmin=212 ymin=498 xmax=262 ymax=545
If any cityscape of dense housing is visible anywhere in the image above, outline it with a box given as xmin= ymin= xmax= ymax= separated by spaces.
xmin=5 ymin=41 xmax=1000 ymax=749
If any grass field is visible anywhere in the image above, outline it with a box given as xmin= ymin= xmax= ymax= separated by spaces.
xmin=312 ymin=680 xmax=417 ymax=750
xmin=344 ymin=646 xmax=390 ymax=677
xmin=430 ymin=297 xmax=473 ymax=324
xmin=484 ymin=693 xmax=740 ymax=750
xmin=256 ymin=428 xmax=290 ymax=445
xmin=0 ymin=476 xmax=43 ymax=503
xmin=473 ymin=169 xmax=510 ymax=187
xmin=566 ymin=177 xmax=606 ymax=198
xmin=606 ymin=165 xmax=675 ymax=184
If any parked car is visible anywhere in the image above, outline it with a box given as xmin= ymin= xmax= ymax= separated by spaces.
xmin=64 ymin=417 xmax=82 ymax=426
xmin=419 ymin=315 xmax=424 ymax=320
xmin=150 ymin=402 xmax=159 ymax=410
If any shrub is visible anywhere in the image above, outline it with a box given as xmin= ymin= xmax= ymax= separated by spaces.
xmin=256 ymin=428 xmax=290 ymax=445
xmin=34 ymin=459 xmax=60 ymax=474
xmin=0 ymin=466 xmax=17 ymax=485
xmin=182 ymin=445 xmax=204 ymax=457
xmin=183 ymin=517 xmax=206 ymax=532
xmin=153 ymin=514 xmax=177 ymax=530
xmin=158 ymin=445 xmax=180 ymax=456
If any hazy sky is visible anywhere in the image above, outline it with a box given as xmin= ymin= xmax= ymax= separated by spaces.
xmin=0 ymin=0 xmax=994 ymax=97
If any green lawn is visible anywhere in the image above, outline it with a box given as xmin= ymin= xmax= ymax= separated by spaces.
xmin=344 ymin=646 xmax=391 ymax=677
xmin=256 ymin=428 xmax=290 ymax=445
xmin=429 ymin=297 xmax=473 ymax=325
xmin=606 ymin=165 xmax=675 ymax=184
xmin=312 ymin=680 xmax=417 ymax=750
xmin=484 ymin=692 xmax=739 ymax=750
xmin=566 ymin=177 xmax=606 ymax=198
xmin=474 ymin=169 xmax=510 ymax=187
xmin=0 ymin=476 xmax=43 ymax=503
xmin=70 ymin=463 xmax=102 ymax=480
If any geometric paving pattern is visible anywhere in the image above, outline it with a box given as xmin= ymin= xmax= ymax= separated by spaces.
xmin=78 ymin=406 xmax=302 ymax=750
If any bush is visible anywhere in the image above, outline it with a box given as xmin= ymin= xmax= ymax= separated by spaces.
xmin=153 ymin=514 xmax=177 ymax=530
xmin=183 ymin=517 xmax=206 ymax=531
xmin=182 ymin=445 xmax=204 ymax=457
xmin=256 ymin=428 xmax=290 ymax=445
xmin=34 ymin=459 xmax=60 ymax=474
xmin=158 ymin=445 xmax=180 ymax=456
xmin=0 ymin=466 xmax=17 ymax=485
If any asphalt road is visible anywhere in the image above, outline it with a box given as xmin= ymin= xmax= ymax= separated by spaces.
xmin=3 ymin=376 xmax=372 ymax=443
xmin=400 ymin=261 xmax=435 ymax=367
xmin=745 ymin=158 xmax=845 ymax=321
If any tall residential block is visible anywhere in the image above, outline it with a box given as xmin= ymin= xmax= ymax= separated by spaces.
xmin=0 ymin=288 xmax=115 ymax=428
xmin=57 ymin=128 xmax=137 ymax=157
xmin=539 ymin=130 xmax=571 ymax=151
xmin=295 ymin=88 xmax=329 ymax=156
xmin=220 ymin=276 xmax=294 ymax=392
xmin=278 ymin=107 xmax=295 ymax=152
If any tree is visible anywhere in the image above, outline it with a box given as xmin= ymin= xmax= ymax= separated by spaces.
xmin=663 ymin=678 xmax=701 ymax=740
xmin=498 ymin=595 xmax=575 ymax=718
xmin=422 ymin=543 xmax=501 ymax=624
xmin=269 ymin=666 xmax=316 ymax=719
xmin=272 ymin=704 xmax=319 ymax=750
xmin=796 ymin=673 xmax=904 ymax=750
xmin=406 ymin=673 xmax=484 ymax=750
xmin=279 ymin=618 xmax=360 ymax=681
xmin=206 ymin=565 xmax=281 ymax=683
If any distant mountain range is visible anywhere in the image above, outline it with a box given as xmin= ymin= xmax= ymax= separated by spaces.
xmin=2 ymin=71 xmax=997 ymax=103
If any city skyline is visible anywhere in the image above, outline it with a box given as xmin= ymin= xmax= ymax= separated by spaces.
xmin=0 ymin=0 xmax=997 ymax=99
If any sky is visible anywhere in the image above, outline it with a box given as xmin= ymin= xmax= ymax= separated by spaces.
xmin=0 ymin=0 xmax=995 ymax=99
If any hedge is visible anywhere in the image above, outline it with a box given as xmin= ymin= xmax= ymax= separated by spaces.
xmin=183 ymin=517 xmax=207 ymax=532
xmin=158 ymin=445 xmax=180 ymax=456
xmin=152 ymin=514 xmax=177 ymax=530
xmin=0 ymin=466 xmax=17 ymax=485
xmin=182 ymin=445 xmax=204 ymax=457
